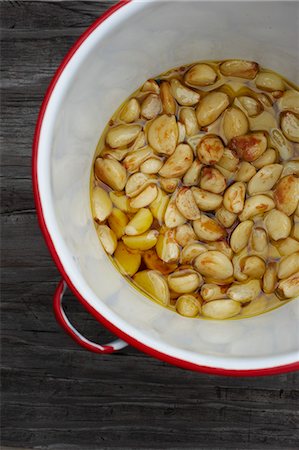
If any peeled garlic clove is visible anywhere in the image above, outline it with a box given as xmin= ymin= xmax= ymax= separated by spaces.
xmin=185 ymin=63 xmax=217 ymax=86
xmin=197 ymin=135 xmax=224 ymax=165
xmin=227 ymin=279 xmax=261 ymax=303
xmin=201 ymin=284 xmax=228 ymax=302
xmin=170 ymin=78 xmax=200 ymax=106
xmin=200 ymin=167 xmax=226 ymax=194
xmin=123 ymin=146 xmax=153 ymax=173
xmin=122 ymin=230 xmax=158 ymax=251
xmin=252 ymin=149 xmax=277 ymax=169
xmin=280 ymin=111 xmax=299 ymax=143
xmin=230 ymin=220 xmax=254 ymax=253
xmin=251 ymin=227 xmax=268 ymax=253
xmin=92 ymin=186 xmax=113 ymax=222
xmin=141 ymin=79 xmax=160 ymax=94
xmin=95 ymin=158 xmax=127 ymax=191
xmin=180 ymin=243 xmax=206 ymax=265
xmin=276 ymin=272 xmax=299 ymax=299
xmin=281 ymin=160 xmax=299 ymax=177
xmin=159 ymin=143 xmax=193 ymax=178
xmin=176 ymin=295 xmax=201 ymax=317
xmin=106 ymin=124 xmax=141 ymax=148
xmin=276 ymin=237 xmax=299 ymax=257
xmin=179 ymin=108 xmax=198 ymax=136
xmin=168 ymin=269 xmax=202 ymax=294
xmin=125 ymin=172 xmax=150 ymax=197
xmin=108 ymin=208 xmax=129 ymax=238
xmin=217 ymin=148 xmax=239 ymax=172
xmin=140 ymin=157 xmax=163 ymax=174
xmin=177 ymin=122 xmax=186 ymax=143
xmin=109 ymin=191 xmax=137 ymax=213
xmin=278 ymin=252 xmax=299 ymax=279
xmin=223 ymin=181 xmax=246 ymax=213
xmin=278 ymin=90 xmax=299 ymax=114
xmin=133 ymin=270 xmax=170 ymax=306
xmin=125 ymin=208 xmax=153 ymax=236
xmin=141 ymin=94 xmax=162 ymax=120
xmin=232 ymin=248 xmax=249 ymax=282
xmin=247 ymin=164 xmax=283 ymax=195
xmin=114 ymin=242 xmax=141 ymax=276
xmin=183 ymin=160 xmax=202 ymax=186
xmin=256 ymin=72 xmax=285 ymax=92
xmin=175 ymin=223 xmax=197 ymax=247
xmin=97 ymin=225 xmax=117 ymax=255
xmin=191 ymin=187 xmax=223 ymax=211
xmin=239 ymin=195 xmax=275 ymax=221
xmin=223 ymin=107 xmax=249 ymax=142
xmin=101 ymin=147 xmax=129 ymax=161
xmin=196 ymin=92 xmax=230 ymax=127
xmin=129 ymin=184 xmax=158 ymax=209
xmin=143 ymin=250 xmax=177 ymax=275
xmin=274 ymin=175 xmax=299 ymax=216
xmin=175 ymin=187 xmax=201 ymax=220
xmin=264 ymin=209 xmax=292 ymax=241
xmin=193 ymin=214 xmax=226 ymax=241
xmin=238 ymin=96 xmax=263 ymax=117
xmin=229 ymin=132 xmax=267 ymax=162
xmin=160 ymin=177 xmax=180 ymax=193
xmin=119 ymin=98 xmax=140 ymax=123
xmin=270 ymin=128 xmax=293 ymax=160
xmin=156 ymin=229 xmax=180 ymax=263
xmin=263 ymin=262 xmax=278 ymax=294
xmin=194 ymin=251 xmax=233 ymax=279
xmin=160 ymin=81 xmax=176 ymax=115
xmin=164 ymin=198 xmax=187 ymax=228
xmin=235 ymin=161 xmax=256 ymax=182
xmin=149 ymin=187 xmax=169 ymax=223
xmin=148 ymin=114 xmax=178 ymax=155
xmin=215 ymin=206 xmax=237 ymax=228
xmin=202 ymin=299 xmax=241 ymax=320
xmin=241 ymin=256 xmax=266 ymax=279
xmin=220 ymin=60 xmax=259 ymax=79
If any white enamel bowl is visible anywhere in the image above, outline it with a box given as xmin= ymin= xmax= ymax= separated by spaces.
xmin=33 ymin=0 xmax=299 ymax=375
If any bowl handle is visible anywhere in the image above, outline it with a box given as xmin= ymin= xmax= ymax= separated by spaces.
xmin=53 ymin=279 xmax=128 ymax=353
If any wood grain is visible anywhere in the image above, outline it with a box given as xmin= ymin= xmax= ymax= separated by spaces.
xmin=1 ymin=2 xmax=299 ymax=449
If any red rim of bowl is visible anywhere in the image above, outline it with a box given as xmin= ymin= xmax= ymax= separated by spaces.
xmin=32 ymin=0 xmax=299 ymax=376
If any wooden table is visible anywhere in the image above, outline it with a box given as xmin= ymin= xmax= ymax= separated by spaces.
xmin=1 ymin=2 xmax=299 ymax=449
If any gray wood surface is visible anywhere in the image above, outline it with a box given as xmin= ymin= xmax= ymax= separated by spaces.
xmin=1 ymin=1 xmax=299 ymax=449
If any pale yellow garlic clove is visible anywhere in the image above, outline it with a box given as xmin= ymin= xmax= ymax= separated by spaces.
xmin=278 ymin=252 xmax=299 ymax=279
xmin=114 ymin=242 xmax=141 ymax=276
xmin=179 ymin=108 xmax=198 ymax=136
xmin=129 ymin=184 xmax=158 ymax=209
xmin=193 ymin=214 xmax=226 ymax=241
xmin=256 ymin=72 xmax=285 ymax=92
xmin=197 ymin=135 xmax=224 ymax=165
xmin=263 ymin=262 xmax=278 ymax=294
xmin=148 ymin=114 xmax=178 ymax=155
xmin=149 ymin=187 xmax=169 ymax=223
xmin=276 ymin=272 xmax=299 ymax=298
xmin=252 ymin=149 xmax=277 ymax=169
xmin=108 ymin=208 xmax=129 ymax=238
xmin=230 ymin=220 xmax=254 ymax=253
xmin=159 ymin=144 xmax=193 ymax=178
xmin=176 ymin=295 xmax=201 ymax=317
xmin=141 ymin=79 xmax=160 ymax=94
xmin=183 ymin=160 xmax=203 ymax=186
xmin=276 ymin=237 xmax=299 ymax=257
xmin=123 ymin=146 xmax=153 ymax=173
xmin=191 ymin=187 xmax=223 ymax=211
xmin=140 ymin=157 xmax=163 ymax=174
xmin=122 ymin=230 xmax=158 ymax=251
xmin=109 ymin=191 xmax=136 ymax=213
xmin=159 ymin=177 xmax=180 ymax=193
xmin=200 ymin=284 xmax=228 ymax=302
xmin=200 ymin=167 xmax=227 ymax=194
xmin=101 ymin=147 xmax=129 ymax=161
xmin=184 ymin=63 xmax=217 ymax=86
xmin=223 ymin=107 xmax=249 ymax=142
xmin=141 ymin=94 xmax=162 ymax=120
xmin=235 ymin=161 xmax=256 ymax=182
xmin=125 ymin=172 xmax=151 ymax=197
xmin=270 ymin=128 xmax=293 ymax=160
xmin=95 ymin=158 xmax=127 ymax=191
xmin=156 ymin=229 xmax=180 ymax=263
xmin=164 ymin=198 xmax=186 ymax=228
xmin=133 ymin=270 xmax=170 ymax=306
xmin=160 ymin=81 xmax=176 ymax=115
xmin=205 ymin=241 xmax=233 ymax=260
xmin=232 ymin=248 xmax=249 ymax=282
xmin=215 ymin=206 xmax=237 ymax=228
xmin=238 ymin=195 xmax=275 ymax=221
xmin=196 ymin=92 xmax=230 ymax=127
xmin=220 ymin=60 xmax=259 ymax=79
xmin=223 ymin=181 xmax=246 ymax=213
xmin=175 ymin=187 xmax=201 ymax=220
xmin=125 ymin=208 xmax=153 ymax=236
xmin=168 ymin=269 xmax=202 ymax=294
xmin=180 ymin=243 xmax=206 ymax=264
xmin=106 ymin=124 xmax=141 ymax=148
xmin=194 ymin=251 xmax=233 ymax=279
xmin=119 ymin=98 xmax=140 ymax=123
xmin=274 ymin=175 xmax=299 ymax=216
xmin=251 ymin=227 xmax=268 ymax=253
xmin=247 ymin=164 xmax=283 ymax=195
xmin=278 ymin=90 xmax=299 ymax=114
xmin=280 ymin=111 xmax=299 ymax=143
xmin=281 ymin=160 xmax=299 ymax=177
xmin=175 ymin=223 xmax=197 ymax=247
xmin=202 ymin=299 xmax=241 ymax=319
xmin=97 ymin=225 xmax=117 ymax=255
xmin=264 ymin=209 xmax=292 ymax=241
xmin=170 ymin=78 xmax=200 ymax=106
xmin=92 ymin=186 xmax=113 ymax=222
xmin=217 ymin=148 xmax=239 ymax=172
xmin=227 ymin=279 xmax=261 ymax=303
xmin=238 ymin=95 xmax=263 ymax=117
xmin=241 ymin=256 xmax=266 ymax=279
xmin=143 ymin=250 xmax=178 ymax=275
